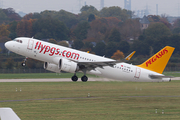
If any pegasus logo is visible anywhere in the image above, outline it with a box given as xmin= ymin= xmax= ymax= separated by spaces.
xmin=146 ymin=48 xmax=168 ymax=67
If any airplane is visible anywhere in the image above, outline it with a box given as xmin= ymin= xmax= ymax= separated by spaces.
xmin=0 ymin=108 xmax=21 ymax=120
xmin=5 ymin=37 xmax=175 ymax=82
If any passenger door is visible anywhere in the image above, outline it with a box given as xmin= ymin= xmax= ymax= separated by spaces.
xmin=134 ymin=67 xmax=141 ymax=79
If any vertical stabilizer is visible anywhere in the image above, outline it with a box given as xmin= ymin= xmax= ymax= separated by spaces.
xmin=138 ymin=46 xmax=175 ymax=74
xmin=0 ymin=108 xmax=21 ymax=120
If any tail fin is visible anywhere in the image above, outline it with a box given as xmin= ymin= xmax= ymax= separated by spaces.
xmin=137 ymin=46 xmax=175 ymax=74
xmin=0 ymin=108 xmax=21 ymax=120
xmin=125 ymin=51 xmax=136 ymax=61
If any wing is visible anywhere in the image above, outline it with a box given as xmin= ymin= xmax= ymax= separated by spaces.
xmin=77 ymin=51 xmax=136 ymax=71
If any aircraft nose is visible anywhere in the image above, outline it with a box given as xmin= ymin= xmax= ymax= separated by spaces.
xmin=5 ymin=41 xmax=12 ymax=50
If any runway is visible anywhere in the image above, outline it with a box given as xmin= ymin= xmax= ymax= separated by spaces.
xmin=0 ymin=78 xmax=116 ymax=82
xmin=0 ymin=77 xmax=179 ymax=82
xmin=1 ymin=95 xmax=180 ymax=103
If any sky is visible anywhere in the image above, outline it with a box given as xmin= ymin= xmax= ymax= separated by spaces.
xmin=1 ymin=0 xmax=180 ymax=16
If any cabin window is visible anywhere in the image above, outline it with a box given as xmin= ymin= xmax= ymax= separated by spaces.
xmin=14 ymin=39 xmax=23 ymax=43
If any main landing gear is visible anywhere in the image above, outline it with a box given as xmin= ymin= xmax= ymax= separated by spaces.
xmin=71 ymin=73 xmax=88 ymax=82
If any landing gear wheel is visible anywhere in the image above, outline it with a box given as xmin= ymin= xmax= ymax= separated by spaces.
xmin=71 ymin=75 xmax=78 ymax=82
xmin=21 ymin=62 xmax=26 ymax=67
xmin=81 ymin=75 xmax=88 ymax=82
xmin=21 ymin=57 xmax=28 ymax=67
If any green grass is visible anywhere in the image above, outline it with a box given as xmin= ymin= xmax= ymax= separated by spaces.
xmin=1 ymin=81 xmax=180 ymax=119
xmin=163 ymin=72 xmax=180 ymax=77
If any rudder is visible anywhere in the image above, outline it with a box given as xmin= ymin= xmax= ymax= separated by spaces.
xmin=137 ymin=46 xmax=175 ymax=74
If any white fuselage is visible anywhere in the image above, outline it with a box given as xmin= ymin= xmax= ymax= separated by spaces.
xmin=5 ymin=37 xmax=169 ymax=82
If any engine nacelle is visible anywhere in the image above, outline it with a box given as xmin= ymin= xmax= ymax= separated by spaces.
xmin=59 ymin=59 xmax=79 ymax=73
xmin=44 ymin=62 xmax=61 ymax=73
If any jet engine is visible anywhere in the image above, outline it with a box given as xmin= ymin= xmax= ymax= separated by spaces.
xmin=59 ymin=59 xmax=79 ymax=73
xmin=44 ymin=58 xmax=79 ymax=73
xmin=44 ymin=62 xmax=61 ymax=73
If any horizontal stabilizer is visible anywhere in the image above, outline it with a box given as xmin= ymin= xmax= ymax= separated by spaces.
xmin=0 ymin=108 xmax=21 ymax=120
xmin=149 ymin=74 xmax=174 ymax=79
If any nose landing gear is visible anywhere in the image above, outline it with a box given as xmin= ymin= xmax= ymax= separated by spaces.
xmin=21 ymin=57 xmax=28 ymax=67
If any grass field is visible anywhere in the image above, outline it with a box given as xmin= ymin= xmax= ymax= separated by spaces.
xmin=0 ymin=72 xmax=180 ymax=120
xmin=0 ymin=81 xmax=180 ymax=120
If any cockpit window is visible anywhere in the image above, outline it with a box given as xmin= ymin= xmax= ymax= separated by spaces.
xmin=13 ymin=39 xmax=23 ymax=43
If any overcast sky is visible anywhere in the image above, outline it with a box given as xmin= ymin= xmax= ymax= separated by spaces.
xmin=1 ymin=0 xmax=180 ymax=16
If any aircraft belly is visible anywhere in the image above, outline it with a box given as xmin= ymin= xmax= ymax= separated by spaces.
xmin=97 ymin=67 xmax=134 ymax=81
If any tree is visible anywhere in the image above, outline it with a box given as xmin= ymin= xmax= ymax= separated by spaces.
xmin=80 ymin=5 xmax=98 ymax=13
xmin=0 ymin=9 xmax=8 ymax=24
xmin=173 ymin=19 xmax=180 ymax=28
xmin=105 ymin=42 xmax=118 ymax=57
xmin=86 ymin=17 xmax=122 ymax=43
xmin=32 ymin=17 xmax=69 ymax=40
xmin=88 ymin=14 xmax=95 ymax=22
xmin=5 ymin=58 xmax=14 ymax=69
xmin=120 ymin=19 xmax=141 ymax=40
xmin=167 ymin=35 xmax=180 ymax=54
xmin=147 ymin=15 xmax=160 ymax=22
xmin=108 ymin=28 xmax=121 ymax=42
xmin=132 ymin=40 xmax=150 ymax=56
xmin=117 ymin=41 xmax=130 ymax=54
xmin=48 ymin=38 xmax=57 ymax=44
xmin=111 ymin=50 xmax=124 ymax=60
xmin=144 ymin=22 xmax=171 ymax=46
xmin=72 ymin=40 xmax=84 ymax=49
xmin=58 ymin=41 xmax=69 ymax=47
xmin=94 ymin=42 xmax=106 ymax=56
xmin=2 ymin=8 xmax=21 ymax=21
xmin=0 ymin=36 xmax=11 ymax=43
xmin=56 ymin=10 xmax=79 ymax=28
xmin=173 ymin=28 xmax=180 ymax=34
xmin=99 ymin=6 xmax=131 ymax=21
xmin=16 ymin=19 xmax=35 ymax=37
xmin=8 ymin=21 xmax=18 ymax=39
xmin=0 ymin=24 xmax=10 ymax=38
xmin=84 ymin=42 xmax=93 ymax=50
xmin=26 ymin=58 xmax=36 ymax=69
xmin=159 ymin=18 xmax=171 ymax=28
xmin=73 ymin=21 xmax=90 ymax=40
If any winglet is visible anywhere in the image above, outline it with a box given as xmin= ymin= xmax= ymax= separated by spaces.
xmin=0 ymin=108 xmax=21 ymax=120
xmin=138 ymin=46 xmax=175 ymax=74
xmin=125 ymin=51 xmax=136 ymax=61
